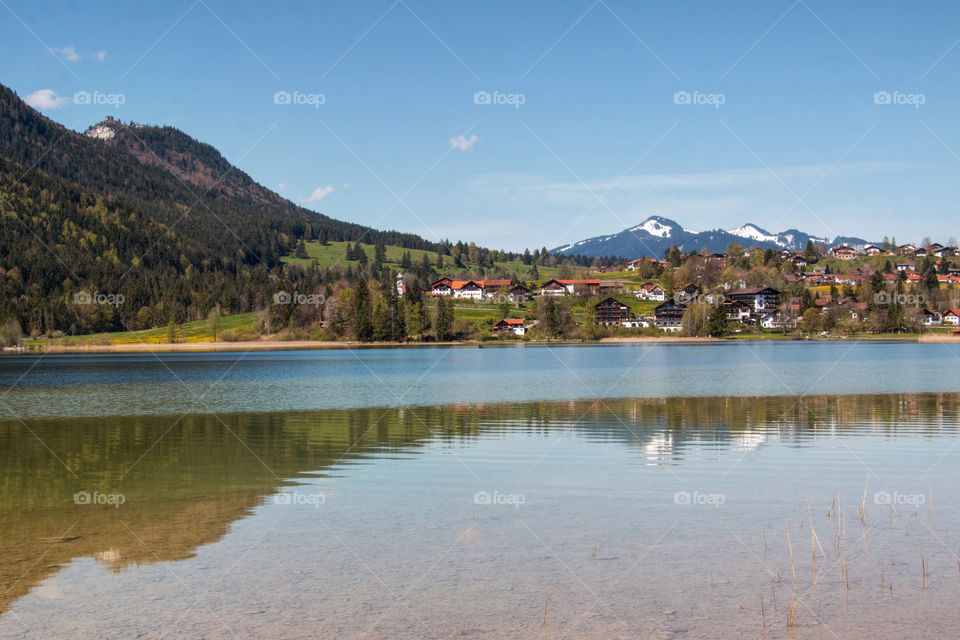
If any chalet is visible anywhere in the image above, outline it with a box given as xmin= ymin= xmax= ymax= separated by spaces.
xmin=723 ymin=300 xmax=752 ymax=323
xmin=507 ymin=284 xmax=531 ymax=303
xmin=653 ymin=300 xmax=685 ymax=332
xmin=635 ymin=282 xmax=666 ymax=301
xmin=594 ymin=297 xmax=630 ymax=325
xmin=915 ymin=247 xmax=929 ymax=257
xmin=728 ymin=287 xmax=780 ymax=315
xmin=479 ymin=279 xmax=512 ymax=299
xmin=451 ymin=280 xmax=483 ymax=300
xmin=675 ymin=283 xmax=700 ymax=304
xmin=791 ymin=256 xmax=809 ymax=267
xmin=491 ymin=318 xmax=527 ymax=336
xmin=942 ymin=309 xmax=960 ymax=326
xmin=539 ymin=279 xmax=568 ymax=296
xmin=896 ymin=244 xmax=917 ymax=256
xmin=922 ymin=309 xmax=943 ymax=326
xmin=927 ymin=243 xmax=944 ymax=253
xmin=706 ymin=253 xmax=727 ymax=263
xmin=894 ymin=263 xmax=915 ymax=273
xmin=864 ymin=245 xmax=883 ymax=256
xmin=625 ymin=258 xmax=644 ymax=271
xmin=935 ymin=246 xmax=957 ymax=257
xmin=831 ymin=246 xmax=856 ymax=260
xmin=431 ymin=277 xmax=454 ymax=296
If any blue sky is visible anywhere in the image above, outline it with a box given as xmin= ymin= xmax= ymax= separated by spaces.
xmin=4 ymin=0 xmax=960 ymax=251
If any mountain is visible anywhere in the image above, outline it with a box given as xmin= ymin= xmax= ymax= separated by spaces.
xmin=0 ymin=83 xmax=439 ymax=335
xmin=552 ymin=216 xmax=873 ymax=259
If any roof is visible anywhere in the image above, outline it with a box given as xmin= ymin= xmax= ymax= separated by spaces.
xmin=496 ymin=318 xmax=525 ymax=326
xmin=728 ymin=287 xmax=779 ymax=296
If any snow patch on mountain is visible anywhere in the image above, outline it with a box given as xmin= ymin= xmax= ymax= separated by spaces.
xmin=629 ymin=218 xmax=672 ymax=237
xmin=728 ymin=223 xmax=781 ymax=245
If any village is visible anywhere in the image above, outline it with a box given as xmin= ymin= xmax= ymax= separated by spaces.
xmin=420 ymin=241 xmax=960 ymax=339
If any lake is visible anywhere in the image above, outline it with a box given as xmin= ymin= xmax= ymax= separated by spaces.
xmin=1 ymin=343 xmax=959 ymax=638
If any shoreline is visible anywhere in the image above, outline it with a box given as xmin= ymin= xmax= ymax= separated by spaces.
xmin=7 ymin=332 xmax=952 ymax=354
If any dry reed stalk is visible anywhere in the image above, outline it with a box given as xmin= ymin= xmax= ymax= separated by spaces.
xmin=786 ymin=520 xmax=798 ymax=593
xmin=543 ymin=586 xmax=550 ymax=639
xmin=921 ymin=550 xmax=927 ymax=591
xmin=761 ymin=594 xmax=766 ymax=640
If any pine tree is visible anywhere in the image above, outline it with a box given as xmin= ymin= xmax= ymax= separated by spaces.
xmin=354 ymin=277 xmax=373 ymax=341
xmin=707 ymin=304 xmax=728 ymax=337
xmin=345 ymin=242 xmax=354 ymax=260
xmin=435 ymin=295 xmax=453 ymax=341
xmin=294 ymin=238 xmax=309 ymax=259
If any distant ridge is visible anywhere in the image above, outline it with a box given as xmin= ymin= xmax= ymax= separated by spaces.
xmin=552 ymin=215 xmax=874 ymax=259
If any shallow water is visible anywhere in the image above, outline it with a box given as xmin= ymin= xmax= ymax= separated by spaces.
xmin=1 ymin=346 xmax=959 ymax=638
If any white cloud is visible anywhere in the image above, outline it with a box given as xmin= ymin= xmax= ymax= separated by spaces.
xmin=276 ymin=182 xmax=287 ymax=191
xmin=94 ymin=50 xmax=108 ymax=62
xmin=449 ymin=134 xmax=480 ymax=152
xmin=24 ymin=89 xmax=71 ymax=110
xmin=54 ymin=45 xmax=81 ymax=62
xmin=301 ymin=184 xmax=337 ymax=203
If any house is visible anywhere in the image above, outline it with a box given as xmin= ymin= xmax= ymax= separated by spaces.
xmin=832 ymin=246 xmax=857 ymax=260
xmin=653 ymin=300 xmax=686 ymax=332
xmin=492 ymin=318 xmax=527 ymax=336
xmin=479 ymin=279 xmax=512 ymax=300
xmin=451 ymin=280 xmax=484 ymax=300
xmin=791 ymin=256 xmax=809 ymax=267
xmin=894 ymin=263 xmax=915 ymax=273
xmin=896 ymin=244 xmax=917 ymax=256
xmin=935 ymin=246 xmax=957 ymax=257
xmin=760 ymin=310 xmax=798 ymax=330
xmin=727 ymin=287 xmax=780 ymax=315
xmin=620 ymin=317 xmax=652 ymax=329
xmin=635 ymin=282 xmax=666 ymax=301
xmin=431 ymin=277 xmax=454 ymax=296
xmin=507 ymin=284 xmax=530 ymax=303
xmin=625 ymin=258 xmax=644 ymax=271
xmin=941 ymin=309 xmax=960 ymax=326
xmin=915 ymin=248 xmax=929 ymax=257
xmin=559 ymin=279 xmax=609 ymax=295
xmin=864 ymin=245 xmax=883 ymax=256
xmin=922 ymin=309 xmax=943 ymax=326
xmin=594 ymin=297 xmax=630 ymax=325
xmin=539 ymin=279 xmax=568 ymax=296
xmin=723 ymin=300 xmax=753 ymax=324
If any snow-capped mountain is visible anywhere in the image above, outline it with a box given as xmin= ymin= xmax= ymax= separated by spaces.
xmin=551 ymin=216 xmax=871 ymax=259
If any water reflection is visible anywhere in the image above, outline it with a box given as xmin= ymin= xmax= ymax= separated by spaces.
xmin=3 ymin=392 xmax=959 ymax=619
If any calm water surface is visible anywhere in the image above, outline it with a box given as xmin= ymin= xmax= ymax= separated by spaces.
xmin=1 ymin=343 xmax=959 ymax=639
